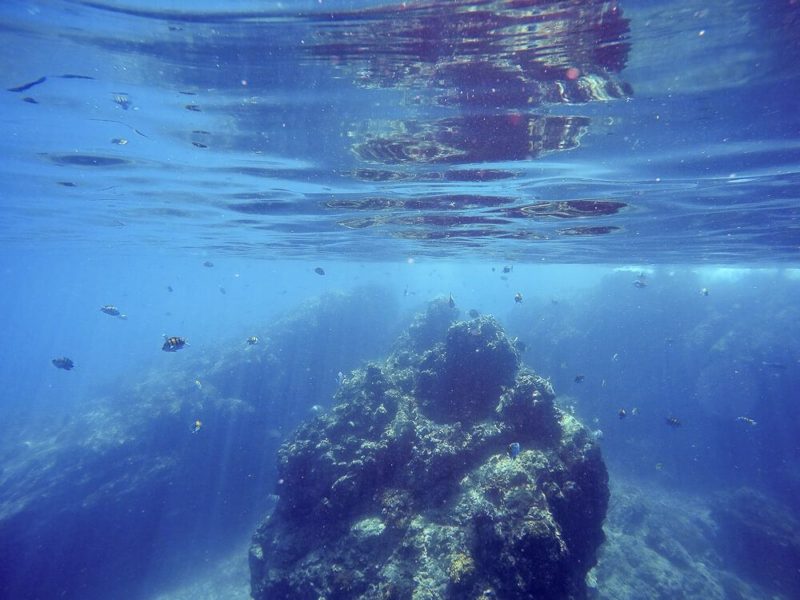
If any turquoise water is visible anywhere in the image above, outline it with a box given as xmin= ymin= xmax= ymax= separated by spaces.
xmin=1 ymin=1 xmax=799 ymax=599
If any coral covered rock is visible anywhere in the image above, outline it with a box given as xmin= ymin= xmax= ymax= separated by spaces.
xmin=250 ymin=304 xmax=609 ymax=599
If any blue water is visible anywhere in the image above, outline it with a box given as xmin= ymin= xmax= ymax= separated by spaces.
xmin=1 ymin=1 xmax=799 ymax=599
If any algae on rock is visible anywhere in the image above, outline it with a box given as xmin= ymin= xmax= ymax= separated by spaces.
xmin=250 ymin=300 xmax=609 ymax=599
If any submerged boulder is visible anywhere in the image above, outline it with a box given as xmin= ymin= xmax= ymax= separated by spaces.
xmin=250 ymin=302 xmax=609 ymax=599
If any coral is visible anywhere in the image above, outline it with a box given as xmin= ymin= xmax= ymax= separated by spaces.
xmin=416 ymin=316 xmax=519 ymax=423
xmin=250 ymin=307 xmax=609 ymax=599
xmin=447 ymin=552 xmax=475 ymax=584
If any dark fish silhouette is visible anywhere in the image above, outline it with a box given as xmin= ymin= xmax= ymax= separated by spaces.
xmin=100 ymin=305 xmax=121 ymax=317
xmin=665 ymin=416 xmax=681 ymax=427
xmin=52 ymin=357 xmax=74 ymax=370
xmin=314 ymin=267 xmax=325 ymax=276
xmin=574 ymin=374 xmax=585 ymax=383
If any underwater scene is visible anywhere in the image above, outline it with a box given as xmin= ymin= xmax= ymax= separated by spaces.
xmin=1 ymin=1 xmax=799 ymax=599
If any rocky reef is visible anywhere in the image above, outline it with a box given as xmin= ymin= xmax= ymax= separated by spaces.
xmin=250 ymin=299 xmax=609 ymax=599
xmin=591 ymin=481 xmax=789 ymax=600
xmin=711 ymin=488 xmax=800 ymax=598
xmin=0 ymin=287 xmax=397 ymax=600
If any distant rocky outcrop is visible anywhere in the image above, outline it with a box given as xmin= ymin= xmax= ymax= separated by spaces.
xmin=250 ymin=300 xmax=609 ymax=599
xmin=591 ymin=481 xmax=789 ymax=600
xmin=711 ymin=488 xmax=800 ymax=598
xmin=0 ymin=287 xmax=397 ymax=600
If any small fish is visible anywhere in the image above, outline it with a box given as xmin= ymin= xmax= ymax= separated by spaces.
xmin=468 ymin=309 xmax=479 ymax=318
xmin=618 ymin=408 xmax=627 ymax=419
xmin=192 ymin=141 xmax=208 ymax=148
xmin=700 ymin=288 xmax=709 ymax=296
xmin=194 ymin=379 xmax=202 ymax=390
xmin=167 ymin=285 xmax=174 ymax=292
xmin=507 ymin=442 xmax=521 ymax=459
xmin=246 ymin=336 xmax=259 ymax=345
xmin=448 ymin=293 xmax=455 ymax=308
xmin=162 ymin=335 xmax=187 ymax=352
xmin=336 ymin=371 xmax=345 ymax=385
xmin=502 ymin=265 xmax=513 ymax=274
xmin=191 ymin=419 xmax=202 ymax=433
xmin=100 ymin=305 xmax=125 ymax=318
xmin=219 ymin=286 xmax=226 ymax=295
xmin=574 ymin=374 xmax=585 ymax=383
xmin=113 ymin=94 xmax=131 ymax=110
xmin=203 ymin=261 xmax=214 ymax=268
xmin=665 ymin=416 xmax=681 ymax=428
xmin=314 ymin=267 xmax=325 ymax=276
xmin=310 ymin=404 xmax=324 ymax=414
xmin=185 ymin=104 xmax=201 ymax=112
xmin=611 ymin=353 xmax=619 ymax=362
xmin=23 ymin=96 xmax=38 ymax=104
xmin=655 ymin=462 xmax=664 ymax=471
xmin=52 ymin=357 xmax=74 ymax=370
xmin=736 ymin=416 xmax=757 ymax=427
xmin=111 ymin=138 xmax=128 ymax=145
xmin=514 ymin=292 xmax=523 ymax=303
xmin=631 ymin=407 xmax=639 ymax=416
xmin=633 ymin=279 xmax=647 ymax=288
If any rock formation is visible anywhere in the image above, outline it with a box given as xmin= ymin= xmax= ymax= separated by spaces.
xmin=250 ymin=300 xmax=609 ymax=599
